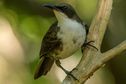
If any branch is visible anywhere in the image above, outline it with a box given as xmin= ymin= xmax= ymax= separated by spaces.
xmin=101 ymin=40 xmax=126 ymax=63
xmin=62 ymin=0 xmax=113 ymax=84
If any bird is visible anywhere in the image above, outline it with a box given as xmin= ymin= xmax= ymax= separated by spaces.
xmin=34 ymin=3 xmax=88 ymax=80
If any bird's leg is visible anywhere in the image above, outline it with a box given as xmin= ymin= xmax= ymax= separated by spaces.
xmin=55 ymin=60 xmax=78 ymax=80
xmin=81 ymin=41 xmax=98 ymax=52
xmin=82 ymin=24 xmax=98 ymax=51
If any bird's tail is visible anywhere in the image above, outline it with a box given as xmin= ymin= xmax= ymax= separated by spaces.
xmin=34 ymin=56 xmax=54 ymax=79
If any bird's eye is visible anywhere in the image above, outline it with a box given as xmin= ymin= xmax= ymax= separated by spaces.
xmin=62 ymin=6 xmax=68 ymax=9
xmin=55 ymin=5 xmax=68 ymax=12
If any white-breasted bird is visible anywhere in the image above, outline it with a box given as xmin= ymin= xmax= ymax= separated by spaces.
xmin=34 ymin=3 xmax=88 ymax=79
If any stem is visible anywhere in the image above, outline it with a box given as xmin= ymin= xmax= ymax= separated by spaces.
xmin=101 ymin=40 xmax=126 ymax=63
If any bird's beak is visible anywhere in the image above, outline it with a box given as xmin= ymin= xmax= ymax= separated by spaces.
xmin=43 ymin=4 xmax=67 ymax=22
xmin=43 ymin=4 xmax=56 ymax=10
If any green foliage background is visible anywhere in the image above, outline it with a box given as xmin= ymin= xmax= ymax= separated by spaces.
xmin=0 ymin=0 xmax=126 ymax=84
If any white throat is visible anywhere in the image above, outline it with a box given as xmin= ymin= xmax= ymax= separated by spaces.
xmin=56 ymin=17 xmax=86 ymax=59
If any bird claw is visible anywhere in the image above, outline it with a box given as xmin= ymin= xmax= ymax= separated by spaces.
xmin=82 ymin=41 xmax=98 ymax=51
xmin=65 ymin=70 xmax=79 ymax=81
xmin=55 ymin=60 xmax=78 ymax=81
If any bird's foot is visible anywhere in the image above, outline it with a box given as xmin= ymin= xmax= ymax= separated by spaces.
xmin=55 ymin=60 xmax=78 ymax=81
xmin=82 ymin=41 xmax=98 ymax=52
xmin=64 ymin=70 xmax=78 ymax=81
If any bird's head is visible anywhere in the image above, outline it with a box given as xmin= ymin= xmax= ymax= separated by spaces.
xmin=43 ymin=3 xmax=78 ymax=22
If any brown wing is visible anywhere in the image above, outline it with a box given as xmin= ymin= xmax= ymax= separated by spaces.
xmin=39 ymin=21 xmax=62 ymax=58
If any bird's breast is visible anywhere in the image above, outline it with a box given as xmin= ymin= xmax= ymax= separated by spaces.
xmin=55 ymin=19 xmax=86 ymax=59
